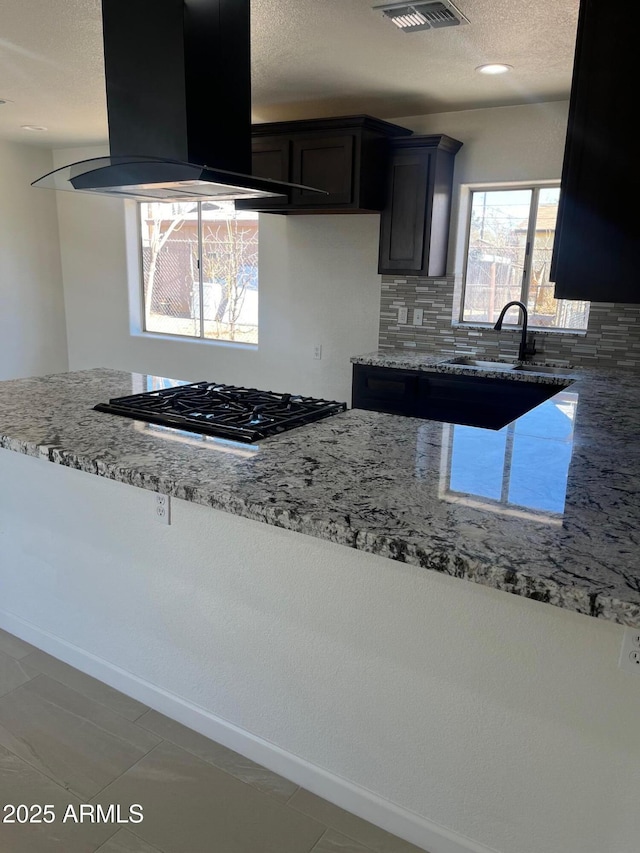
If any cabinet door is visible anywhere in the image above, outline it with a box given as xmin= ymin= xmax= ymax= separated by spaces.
xmin=251 ymin=136 xmax=290 ymax=182
xmin=241 ymin=136 xmax=290 ymax=210
xmin=378 ymin=150 xmax=430 ymax=274
xmin=291 ymin=135 xmax=355 ymax=207
xmin=352 ymin=365 xmax=419 ymax=416
xmin=551 ymin=0 xmax=635 ymax=301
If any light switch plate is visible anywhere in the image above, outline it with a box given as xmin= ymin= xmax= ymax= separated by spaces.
xmin=413 ymin=308 xmax=424 ymax=326
xmin=397 ymin=307 xmax=408 ymax=325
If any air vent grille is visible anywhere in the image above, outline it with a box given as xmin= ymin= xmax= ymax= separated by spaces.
xmin=374 ymin=1 xmax=469 ymax=32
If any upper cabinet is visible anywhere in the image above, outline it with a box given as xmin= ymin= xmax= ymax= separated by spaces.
xmin=552 ymin=0 xmax=635 ymax=302
xmin=236 ymin=115 xmax=412 ymax=214
xmin=378 ymin=135 xmax=462 ymax=277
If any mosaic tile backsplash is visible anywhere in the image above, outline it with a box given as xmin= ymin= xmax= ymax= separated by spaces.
xmin=379 ymin=276 xmax=640 ymax=370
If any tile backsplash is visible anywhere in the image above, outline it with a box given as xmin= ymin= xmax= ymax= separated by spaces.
xmin=379 ymin=275 xmax=640 ymax=370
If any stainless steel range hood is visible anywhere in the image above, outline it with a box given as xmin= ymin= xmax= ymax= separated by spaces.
xmin=32 ymin=0 xmax=324 ymax=203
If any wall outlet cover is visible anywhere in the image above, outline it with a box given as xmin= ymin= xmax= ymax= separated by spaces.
xmin=397 ymin=307 xmax=408 ymax=325
xmin=155 ymin=493 xmax=171 ymax=526
xmin=618 ymin=627 xmax=640 ymax=675
xmin=413 ymin=308 xmax=424 ymax=326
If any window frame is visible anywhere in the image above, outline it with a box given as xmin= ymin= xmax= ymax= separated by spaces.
xmin=458 ymin=181 xmax=588 ymax=332
xmin=137 ymin=201 xmax=259 ymax=346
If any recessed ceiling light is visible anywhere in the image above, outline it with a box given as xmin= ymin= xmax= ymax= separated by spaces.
xmin=21 ymin=125 xmax=48 ymax=132
xmin=475 ymin=63 xmax=513 ymax=75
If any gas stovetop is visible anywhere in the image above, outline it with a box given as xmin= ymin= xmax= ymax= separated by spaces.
xmin=94 ymin=382 xmax=347 ymax=443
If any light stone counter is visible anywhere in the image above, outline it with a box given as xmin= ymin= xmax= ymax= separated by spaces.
xmin=1 ymin=365 xmax=639 ymax=627
xmin=351 ymin=350 xmax=576 ymax=385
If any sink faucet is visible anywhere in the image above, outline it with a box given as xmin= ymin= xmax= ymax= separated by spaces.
xmin=493 ymin=301 xmax=536 ymax=362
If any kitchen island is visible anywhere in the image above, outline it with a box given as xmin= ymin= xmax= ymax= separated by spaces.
xmin=1 ymin=365 xmax=640 ymax=853
xmin=0 ymin=363 xmax=639 ymax=626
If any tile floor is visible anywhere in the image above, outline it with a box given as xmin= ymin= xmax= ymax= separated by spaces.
xmin=0 ymin=628 xmax=426 ymax=853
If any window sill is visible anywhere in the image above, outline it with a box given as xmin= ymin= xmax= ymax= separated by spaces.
xmin=131 ymin=330 xmax=258 ymax=350
xmin=452 ymin=322 xmax=588 ymax=338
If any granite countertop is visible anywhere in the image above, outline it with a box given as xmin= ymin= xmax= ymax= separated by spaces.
xmin=351 ymin=350 xmax=576 ymax=385
xmin=1 ymin=364 xmax=639 ymax=627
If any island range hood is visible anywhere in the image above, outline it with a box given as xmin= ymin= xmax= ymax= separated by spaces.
xmin=32 ymin=0 xmax=324 ymax=203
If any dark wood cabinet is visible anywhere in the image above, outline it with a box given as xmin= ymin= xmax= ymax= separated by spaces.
xmin=352 ymin=364 xmax=421 ymax=416
xmin=378 ymin=135 xmax=462 ymax=277
xmin=291 ymin=134 xmax=355 ymax=207
xmin=246 ymin=136 xmax=291 ymax=210
xmin=352 ymin=364 xmax=560 ymax=430
xmin=551 ymin=0 xmax=637 ymax=302
xmin=236 ymin=115 xmax=411 ymax=214
xmin=251 ymin=137 xmax=290 ymax=182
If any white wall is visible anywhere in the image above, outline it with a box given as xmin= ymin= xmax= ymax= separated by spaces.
xmin=0 ymin=142 xmax=68 ymax=379
xmin=1 ymin=449 xmax=639 ymax=853
xmin=54 ymin=147 xmax=381 ymax=403
xmin=396 ymin=101 xmax=570 ymax=185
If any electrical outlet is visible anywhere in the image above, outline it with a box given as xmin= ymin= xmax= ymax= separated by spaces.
xmin=313 ymin=344 xmax=322 ymax=360
xmin=618 ymin=627 xmax=640 ymax=674
xmin=413 ymin=308 xmax=424 ymax=326
xmin=397 ymin=307 xmax=408 ymax=325
xmin=155 ymin=493 xmax=171 ymax=525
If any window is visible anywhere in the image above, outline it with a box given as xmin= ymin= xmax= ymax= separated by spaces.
xmin=461 ymin=185 xmax=589 ymax=331
xmin=139 ymin=201 xmax=258 ymax=344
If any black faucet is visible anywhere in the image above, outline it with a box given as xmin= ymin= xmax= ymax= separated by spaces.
xmin=493 ymin=301 xmax=536 ymax=362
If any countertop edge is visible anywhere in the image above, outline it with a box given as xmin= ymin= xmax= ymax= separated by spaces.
xmin=350 ymin=352 xmax=579 ymax=385
xmin=3 ymin=433 xmax=638 ymax=628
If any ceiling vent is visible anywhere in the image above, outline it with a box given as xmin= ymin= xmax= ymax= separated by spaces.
xmin=374 ymin=1 xmax=469 ymax=32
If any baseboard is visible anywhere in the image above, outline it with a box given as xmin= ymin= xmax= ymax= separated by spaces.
xmin=0 ymin=611 xmax=500 ymax=853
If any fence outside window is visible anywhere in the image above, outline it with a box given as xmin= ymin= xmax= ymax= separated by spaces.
xmin=140 ymin=201 xmax=259 ymax=344
xmin=461 ymin=186 xmax=589 ymax=331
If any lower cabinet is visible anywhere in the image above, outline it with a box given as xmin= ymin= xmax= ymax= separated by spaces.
xmin=352 ymin=364 xmax=558 ymax=430
xmin=351 ymin=365 xmax=421 ymax=416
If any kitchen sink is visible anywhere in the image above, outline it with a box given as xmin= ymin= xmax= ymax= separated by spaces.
xmin=445 ymin=357 xmax=517 ymax=370
xmin=512 ymin=364 xmax=575 ymax=376
xmin=444 ymin=356 xmax=575 ymax=376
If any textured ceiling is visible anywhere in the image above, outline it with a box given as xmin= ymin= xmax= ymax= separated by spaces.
xmin=0 ymin=0 xmax=580 ymax=147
